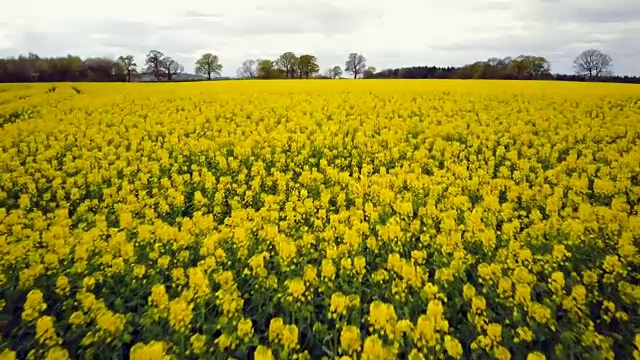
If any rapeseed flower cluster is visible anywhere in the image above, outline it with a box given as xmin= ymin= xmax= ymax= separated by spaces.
xmin=1 ymin=80 xmax=640 ymax=358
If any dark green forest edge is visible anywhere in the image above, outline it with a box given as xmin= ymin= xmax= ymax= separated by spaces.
xmin=0 ymin=49 xmax=638 ymax=84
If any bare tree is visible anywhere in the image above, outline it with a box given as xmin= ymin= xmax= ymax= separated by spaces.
xmin=573 ymin=49 xmax=612 ymax=79
xmin=237 ymin=59 xmax=258 ymax=78
xmin=162 ymin=57 xmax=184 ymax=81
xmin=195 ymin=53 xmax=223 ymax=80
xmin=117 ymin=55 xmax=137 ymax=82
xmin=145 ymin=50 xmax=165 ymax=81
xmin=345 ymin=53 xmax=367 ymax=79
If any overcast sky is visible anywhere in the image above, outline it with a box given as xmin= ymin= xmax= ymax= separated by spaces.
xmin=1 ymin=0 xmax=638 ymax=77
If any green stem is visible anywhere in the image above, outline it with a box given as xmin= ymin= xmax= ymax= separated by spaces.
xmin=334 ymin=319 xmax=340 ymax=358
xmin=180 ymin=333 xmax=186 ymax=357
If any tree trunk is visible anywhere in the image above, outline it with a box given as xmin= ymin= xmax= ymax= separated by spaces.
xmin=208 ymin=72 xmax=211 ymax=80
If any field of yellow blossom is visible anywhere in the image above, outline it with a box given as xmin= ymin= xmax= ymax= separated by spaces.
xmin=1 ymin=80 xmax=640 ymax=360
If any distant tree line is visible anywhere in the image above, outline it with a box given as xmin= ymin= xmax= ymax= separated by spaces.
xmin=0 ymin=48 xmax=637 ymax=83
xmin=0 ymin=50 xmax=221 ymax=83
xmin=235 ymin=52 xmax=376 ymax=80
xmin=373 ymin=50 xmax=640 ymax=83
xmin=0 ymin=53 xmax=127 ymax=82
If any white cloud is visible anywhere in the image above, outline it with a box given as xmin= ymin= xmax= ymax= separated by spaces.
xmin=0 ymin=0 xmax=638 ymax=76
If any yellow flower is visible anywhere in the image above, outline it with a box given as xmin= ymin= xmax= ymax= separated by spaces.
xmin=340 ymin=325 xmax=361 ymax=354
xmin=498 ymin=277 xmax=513 ymax=297
xmin=395 ymin=319 xmax=413 ymax=337
xmin=341 ymin=258 xmax=352 ymax=272
xmin=254 ymin=346 xmax=275 ymax=360
xmin=528 ymin=302 xmax=552 ymax=324
xmin=95 ymin=311 xmax=126 ymax=340
xmin=303 ymin=265 xmax=317 ymax=283
xmin=77 ymin=292 xmax=97 ymax=312
xmin=0 ymin=349 xmax=17 ymax=360
xmin=149 ymin=284 xmax=169 ymax=309
xmin=423 ymin=282 xmax=439 ymax=299
xmin=44 ymin=346 xmax=70 ymax=360
xmin=549 ymin=271 xmax=565 ymax=294
xmin=362 ymin=335 xmax=392 ymax=360
xmin=477 ymin=263 xmax=492 ymax=281
xmin=22 ymin=289 xmax=46 ymax=322
xmin=130 ymin=341 xmax=168 ymax=360
xmin=369 ymin=301 xmax=397 ymax=336
xmin=571 ymin=285 xmax=587 ymax=304
xmin=582 ymin=270 xmax=598 ymax=286
xmin=471 ymin=295 xmax=486 ymax=313
xmin=354 ymin=256 xmax=366 ymax=274
xmin=171 ymin=268 xmax=187 ymax=287
xmin=281 ymin=324 xmax=299 ymax=350
xmin=414 ymin=315 xmax=437 ymax=348
xmin=516 ymin=327 xmax=534 ymax=343
xmin=330 ymin=292 xmax=348 ymax=318
xmin=36 ymin=316 xmax=60 ymax=346
xmin=487 ymin=323 xmax=502 ymax=343
xmin=463 ymin=283 xmax=476 ymax=301
xmin=55 ymin=276 xmax=70 ymax=295
xmin=515 ymin=284 xmax=531 ymax=304
xmin=190 ymin=333 xmax=206 ymax=354
xmin=444 ymin=335 xmax=463 ymax=359
xmin=158 ymin=255 xmax=171 ymax=269
xmin=82 ymin=276 xmax=96 ymax=290
xmin=552 ymin=244 xmax=569 ymax=261
xmin=69 ymin=311 xmax=86 ymax=326
xmin=527 ymin=351 xmax=546 ymax=360
xmin=408 ymin=349 xmax=425 ymax=360
xmin=237 ymin=318 xmax=254 ymax=340
xmin=285 ymin=277 xmax=306 ymax=302
xmin=168 ymin=299 xmax=193 ymax=332
xmin=214 ymin=333 xmax=236 ymax=352
xmin=187 ymin=267 xmax=210 ymax=298
xmin=321 ymin=259 xmax=336 ymax=281
xmin=3 ymin=74 xmax=640 ymax=360
xmin=426 ymin=299 xmax=444 ymax=320
xmin=269 ymin=317 xmax=285 ymax=343
xmin=133 ymin=265 xmax=146 ymax=278
xmin=494 ymin=345 xmax=511 ymax=360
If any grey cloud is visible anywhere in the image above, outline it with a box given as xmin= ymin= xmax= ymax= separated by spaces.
xmin=429 ymin=17 xmax=640 ymax=75
xmin=90 ymin=20 xmax=210 ymax=54
xmin=164 ymin=0 xmax=380 ymax=37
xmin=573 ymin=7 xmax=640 ymax=24
xmin=183 ymin=10 xmax=223 ymax=19
xmin=7 ymin=21 xmax=209 ymax=74
xmin=518 ymin=0 xmax=640 ymax=25
xmin=471 ymin=1 xmax=512 ymax=11
xmin=2 ymin=0 xmax=638 ymax=77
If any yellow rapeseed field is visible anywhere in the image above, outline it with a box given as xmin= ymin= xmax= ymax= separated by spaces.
xmin=1 ymin=80 xmax=640 ymax=360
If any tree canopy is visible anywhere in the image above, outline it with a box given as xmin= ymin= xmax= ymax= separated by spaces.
xmin=345 ymin=53 xmax=367 ymax=79
xmin=195 ymin=53 xmax=223 ymax=80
